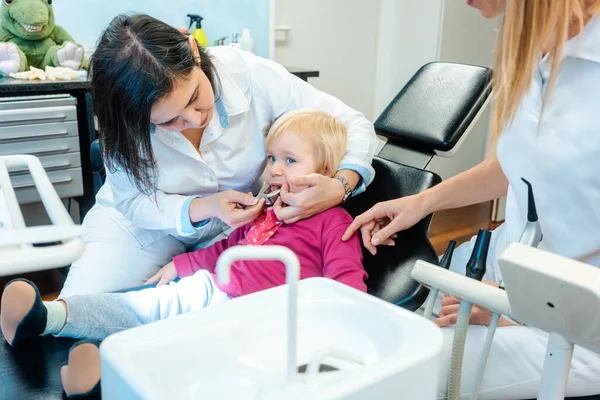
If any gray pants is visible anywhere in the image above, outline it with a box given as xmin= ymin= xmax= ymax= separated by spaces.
xmin=55 ymin=270 xmax=230 ymax=342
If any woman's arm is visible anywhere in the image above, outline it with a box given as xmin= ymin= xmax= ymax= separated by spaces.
xmin=343 ymin=157 xmax=508 ymax=253
xmin=107 ymin=168 xmax=202 ymax=236
xmin=422 ymin=156 xmax=508 ymax=214
xmin=107 ymin=169 xmax=264 ymax=236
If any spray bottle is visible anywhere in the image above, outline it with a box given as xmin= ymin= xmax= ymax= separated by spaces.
xmin=187 ymin=14 xmax=209 ymax=48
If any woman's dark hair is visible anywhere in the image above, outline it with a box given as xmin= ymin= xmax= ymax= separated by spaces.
xmin=90 ymin=14 xmax=220 ymax=194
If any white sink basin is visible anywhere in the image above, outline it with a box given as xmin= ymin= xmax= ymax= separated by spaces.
xmin=101 ymin=247 xmax=442 ymax=399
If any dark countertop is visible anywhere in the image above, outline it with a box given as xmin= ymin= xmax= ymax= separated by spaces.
xmin=0 ymin=66 xmax=319 ymax=95
xmin=285 ymin=66 xmax=320 ymax=80
xmin=0 ymin=76 xmax=90 ymax=94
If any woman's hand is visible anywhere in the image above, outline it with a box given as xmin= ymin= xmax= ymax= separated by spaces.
xmin=434 ymin=280 xmax=516 ymax=328
xmin=190 ymin=191 xmax=266 ymax=229
xmin=342 ymin=194 xmax=429 ymax=255
xmin=146 ymin=261 xmax=178 ymax=287
xmin=273 ymin=174 xmax=346 ymax=224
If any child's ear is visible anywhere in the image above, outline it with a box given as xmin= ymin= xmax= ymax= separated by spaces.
xmin=317 ymin=162 xmax=330 ymax=176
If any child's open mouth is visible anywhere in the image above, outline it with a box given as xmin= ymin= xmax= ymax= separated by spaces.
xmin=257 ymin=183 xmax=282 ymax=206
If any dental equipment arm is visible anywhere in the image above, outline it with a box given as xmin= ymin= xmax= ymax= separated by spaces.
xmin=447 ymin=229 xmax=492 ymax=400
xmin=500 ymin=244 xmax=600 ymax=399
xmin=412 ymin=263 xmax=511 ymax=320
xmin=517 ymin=178 xmax=543 ymax=248
xmin=423 ymin=240 xmax=457 ymax=319
xmin=414 ymin=244 xmax=600 ymax=400
xmin=469 ymin=178 xmax=543 ymax=399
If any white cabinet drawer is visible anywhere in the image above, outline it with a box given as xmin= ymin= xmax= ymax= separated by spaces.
xmin=0 ymin=105 xmax=78 ymax=126
xmin=8 ymin=152 xmax=81 ymax=175
xmin=0 ymin=120 xmax=78 ymax=142
xmin=11 ymin=167 xmax=84 ymax=204
xmin=0 ymin=94 xmax=77 ymax=110
xmin=0 ymin=137 xmax=80 ymax=156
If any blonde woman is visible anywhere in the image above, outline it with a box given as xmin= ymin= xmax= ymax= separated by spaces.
xmin=344 ymin=0 xmax=600 ymax=398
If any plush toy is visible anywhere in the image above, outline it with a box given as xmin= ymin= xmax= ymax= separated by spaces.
xmin=0 ymin=0 xmax=87 ymax=75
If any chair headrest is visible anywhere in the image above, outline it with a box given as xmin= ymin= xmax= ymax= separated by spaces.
xmin=375 ymin=62 xmax=492 ymax=154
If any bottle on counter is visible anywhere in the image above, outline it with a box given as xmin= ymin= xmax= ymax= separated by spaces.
xmin=239 ymin=28 xmax=254 ymax=53
xmin=187 ymin=14 xmax=209 ymax=47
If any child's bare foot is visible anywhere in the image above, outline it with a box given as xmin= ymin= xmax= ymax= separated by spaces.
xmin=1 ymin=279 xmax=47 ymax=347
xmin=61 ymin=340 xmax=101 ymax=398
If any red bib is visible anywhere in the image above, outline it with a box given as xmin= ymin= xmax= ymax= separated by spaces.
xmin=246 ymin=208 xmax=284 ymax=246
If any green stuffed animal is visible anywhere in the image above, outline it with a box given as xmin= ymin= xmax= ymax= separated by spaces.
xmin=0 ymin=0 xmax=87 ymax=75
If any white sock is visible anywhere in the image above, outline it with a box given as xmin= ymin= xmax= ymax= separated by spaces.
xmin=42 ymin=301 xmax=67 ymax=335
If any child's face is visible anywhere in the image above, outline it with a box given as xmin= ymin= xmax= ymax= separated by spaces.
xmin=265 ymin=130 xmax=320 ymax=193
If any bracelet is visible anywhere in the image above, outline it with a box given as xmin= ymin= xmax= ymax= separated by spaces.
xmin=334 ymin=175 xmax=353 ymax=203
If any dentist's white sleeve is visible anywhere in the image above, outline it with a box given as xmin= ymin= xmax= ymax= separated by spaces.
xmin=106 ymin=169 xmax=207 ymax=237
xmin=244 ymin=52 xmax=378 ymax=194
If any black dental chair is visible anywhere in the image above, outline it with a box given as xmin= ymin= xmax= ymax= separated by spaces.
xmin=2 ymin=62 xmax=597 ymax=399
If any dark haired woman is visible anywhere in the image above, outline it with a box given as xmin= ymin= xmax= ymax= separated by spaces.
xmin=60 ymin=14 xmax=377 ymax=297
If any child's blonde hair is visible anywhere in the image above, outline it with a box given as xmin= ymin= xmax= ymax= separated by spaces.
xmin=266 ymin=110 xmax=347 ymax=175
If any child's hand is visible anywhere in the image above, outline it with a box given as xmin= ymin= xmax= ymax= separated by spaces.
xmin=145 ymin=262 xmax=178 ymax=287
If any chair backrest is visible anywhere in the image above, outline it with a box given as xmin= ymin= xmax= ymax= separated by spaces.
xmin=343 ymin=157 xmax=441 ymax=311
xmin=375 ymin=62 xmax=493 ymax=155
xmin=89 ymin=139 xmax=105 ymax=193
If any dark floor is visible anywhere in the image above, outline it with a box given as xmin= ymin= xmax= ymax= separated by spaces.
xmin=0 ymin=202 xmax=500 ymax=305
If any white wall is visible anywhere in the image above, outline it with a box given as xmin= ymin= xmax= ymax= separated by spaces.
xmin=274 ymin=0 xmax=381 ymax=121
xmin=372 ymin=0 xmax=445 ymax=117
xmin=426 ymin=2 xmax=500 ymax=180
xmin=438 ymin=1 xmax=499 ymax=67
xmin=277 ymin=0 xmax=500 ymax=181
xmin=52 ymin=0 xmax=273 ymax=58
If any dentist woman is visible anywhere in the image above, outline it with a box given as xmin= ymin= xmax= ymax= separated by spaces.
xmin=60 ymin=14 xmax=377 ymax=297
xmin=344 ymin=0 xmax=600 ymax=398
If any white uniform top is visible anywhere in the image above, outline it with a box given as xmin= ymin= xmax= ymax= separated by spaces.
xmin=456 ymin=13 xmax=600 ymax=281
xmin=440 ymin=16 xmax=600 ymax=399
xmin=95 ymin=46 xmax=378 ymax=248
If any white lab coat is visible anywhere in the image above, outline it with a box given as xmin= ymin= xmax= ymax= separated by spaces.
xmin=60 ymin=46 xmax=377 ymax=296
xmin=437 ymin=14 xmax=600 ymax=399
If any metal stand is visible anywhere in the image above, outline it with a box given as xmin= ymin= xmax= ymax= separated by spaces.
xmin=538 ymin=333 xmax=574 ymax=400
xmin=412 ymin=243 xmax=600 ymax=399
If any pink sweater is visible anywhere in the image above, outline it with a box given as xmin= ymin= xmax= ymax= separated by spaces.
xmin=173 ymin=206 xmax=367 ymax=298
